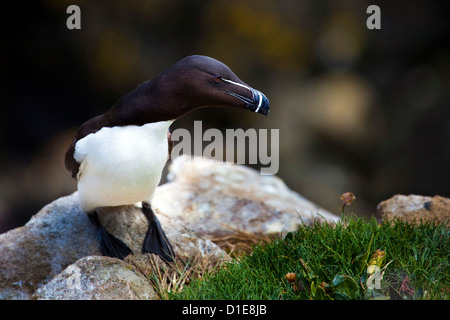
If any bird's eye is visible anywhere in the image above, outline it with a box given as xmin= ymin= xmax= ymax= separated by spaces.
xmin=213 ymin=75 xmax=221 ymax=83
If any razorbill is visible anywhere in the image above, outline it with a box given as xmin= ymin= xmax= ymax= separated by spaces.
xmin=65 ymin=55 xmax=270 ymax=262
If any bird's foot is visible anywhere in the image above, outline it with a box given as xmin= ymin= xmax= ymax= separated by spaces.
xmin=88 ymin=211 xmax=133 ymax=260
xmin=141 ymin=202 xmax=175 ymax=262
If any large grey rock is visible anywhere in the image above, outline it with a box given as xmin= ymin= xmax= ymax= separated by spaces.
xmin=0 ymin=192 xmax=225 ymax=300
xmin=153 ymin=156 xmax=339 ymax=238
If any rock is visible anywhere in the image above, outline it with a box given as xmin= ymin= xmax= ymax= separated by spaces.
xmin=153 ymin=155 xmax=339 ymax=239
xmin=376 ymin=194 xmax=450 ymax=225
xmin=0 ymin=192 xmax=226 ymax=300
xmin=33 ymin=256 xmax=157 ymax=300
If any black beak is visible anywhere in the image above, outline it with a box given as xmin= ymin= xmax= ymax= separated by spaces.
xmin=226 ymin=88 xmax=270 ymax=116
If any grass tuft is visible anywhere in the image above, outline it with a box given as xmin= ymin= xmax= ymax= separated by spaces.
xmin=166 ymin=216 xmax=449 ymax=300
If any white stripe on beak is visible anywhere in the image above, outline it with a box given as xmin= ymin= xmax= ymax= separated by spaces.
xmin=221 ymin=77 xmax=262 ymax=111
xmin=255 ymin=91 xmax=263 ymax=113
xmin=221 ymin=78 xmax=253 ymax=93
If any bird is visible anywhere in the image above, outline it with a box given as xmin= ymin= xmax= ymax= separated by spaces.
xmin=65 ymin=55 xmax=270 ymax=262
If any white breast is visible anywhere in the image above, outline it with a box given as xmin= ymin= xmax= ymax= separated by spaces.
xmin=74 ymin=120 xmax=173 ymax=212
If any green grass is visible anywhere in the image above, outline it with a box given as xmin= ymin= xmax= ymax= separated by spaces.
xmin=168 ymin=217 xmax=449 ymax=300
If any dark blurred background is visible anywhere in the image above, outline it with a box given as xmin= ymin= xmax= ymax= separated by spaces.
xmin=1 ymin=0 xmax=449 ymax=233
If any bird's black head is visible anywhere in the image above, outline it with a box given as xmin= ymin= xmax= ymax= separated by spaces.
xmin=157 ymin=55 xmax=270 ymax=117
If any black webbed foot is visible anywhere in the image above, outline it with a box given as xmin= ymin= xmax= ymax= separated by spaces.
xmin=141 ymin=202 xmax=175 ymax=262
xmin=88 ymin=211 xmax=133 ymax=260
